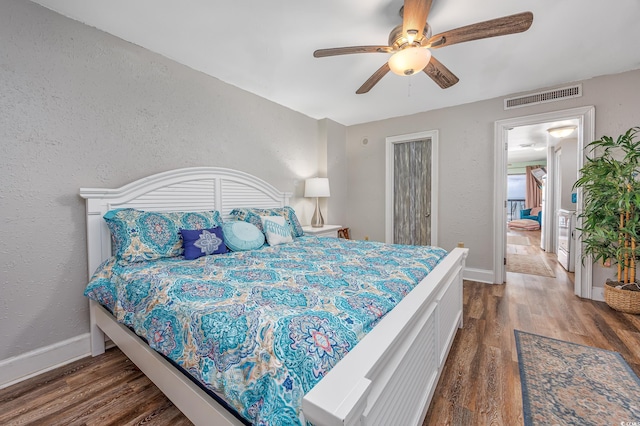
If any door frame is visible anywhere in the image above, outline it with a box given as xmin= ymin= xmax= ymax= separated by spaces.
xmin=541 ymin=143 xmax=555 ymax=253
xmin=552 ymin=146 xmax=563 ymax=254
xmin=385 ymin=130 xmax=439 ymax=246
xmin=494 ymin=106 xmax=595 ymax=298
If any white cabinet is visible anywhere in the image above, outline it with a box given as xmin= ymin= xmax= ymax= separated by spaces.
xmin=302 ymin=224 xmax=342 ymax=238
xmin=557 ymin=209 xmax=576 ymax=272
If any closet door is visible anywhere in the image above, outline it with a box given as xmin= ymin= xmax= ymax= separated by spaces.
xmin=393 ymin=139 xmax=431 ymax=245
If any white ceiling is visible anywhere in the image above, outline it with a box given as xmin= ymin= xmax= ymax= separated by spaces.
xmin=507 ymin=119 xmax=579 ymax=163
xmin=32 ymin=0 xmax=640 ymax=126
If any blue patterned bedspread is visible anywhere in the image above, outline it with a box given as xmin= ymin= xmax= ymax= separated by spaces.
xmin=85 ymin=236 xmax=447 ymax=425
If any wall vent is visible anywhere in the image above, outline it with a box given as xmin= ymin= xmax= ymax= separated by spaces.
xmin=504 ymin=84 xmax=582 ymax=110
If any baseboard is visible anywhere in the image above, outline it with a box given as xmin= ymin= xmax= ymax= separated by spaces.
xmin=0 ymin=333 xmax=91 ymax=389
xmin=591 ymin=286 xmax=605 ymax=302
xmin=463 ymin=267 xmax=602 ymax=298
xmin=464 ymin=267 xmax=494 ymax=284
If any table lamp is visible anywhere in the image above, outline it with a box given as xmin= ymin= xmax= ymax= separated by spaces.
xmin=304 ymin=177 xmax=330 ymax=228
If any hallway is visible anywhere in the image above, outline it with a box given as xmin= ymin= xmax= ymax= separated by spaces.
xmin=506 ymin=228 xmax=567 ymax=280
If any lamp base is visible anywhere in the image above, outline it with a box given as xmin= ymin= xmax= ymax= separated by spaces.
xmin=311 ymin=198 xmax=324 ymax=228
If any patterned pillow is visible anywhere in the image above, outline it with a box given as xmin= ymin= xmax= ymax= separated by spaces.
xmin=260 ymin=216 xmax=293 ymax=246
xmin=180 ymin=227 xmax=228 ymax=260
xmin=222 ymin=221 xmax=265 ymax=252
xmin=229 ymin=206 xmax=303 ymax=237
xmin=104 ymin=208 xmax=223 ymax=263
xmin=83 ymin=257 xmax=118 ymax=313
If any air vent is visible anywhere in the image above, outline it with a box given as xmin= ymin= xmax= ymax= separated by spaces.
xmin=504 ymin=84 xmax=582 ymax=110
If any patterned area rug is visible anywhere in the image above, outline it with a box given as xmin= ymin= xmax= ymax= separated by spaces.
xmin=507 ymin=253 xmax=555 ymax=277
xmin=507 ymin=235 xmax=531 ymax=246
xmin=515 ymin=330 xmax=640 ymax=425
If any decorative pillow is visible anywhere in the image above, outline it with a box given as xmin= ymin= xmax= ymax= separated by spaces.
xmin=260 ymin=216 xmax=293 ymax=246
xmin=229 ymin=206 xmax=303 ymax=237
xmin=83 ymin=257 xmax=119 ymax=313
xmin=222 ymin=221 xmax=265 ymax=252
xmin=103 ymin=208 xmax=223 ymax=263
xmin=180 ymin=227 xmax=228 ymax=260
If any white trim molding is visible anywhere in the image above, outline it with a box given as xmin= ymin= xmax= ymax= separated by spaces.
xmin=0 ymin=333 xmax=91 ymax=389
xmin=385 ymin=130 xmax=439 ymax=246
xmin=463 ymin=268 xmax=494 ymax=284
xmin=494 ymin=106 xmax=595 ymax=298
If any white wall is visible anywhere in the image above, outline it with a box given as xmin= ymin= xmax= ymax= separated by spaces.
xmin=558 ymin=138 xmax=578 ymax=210
xmin=0 ymin=0 xmax=330 ymax=377
xmin=324 ymin=119 xmax=348 ymax=227
xmin=346 ymin=68 xmax=640 ymax=275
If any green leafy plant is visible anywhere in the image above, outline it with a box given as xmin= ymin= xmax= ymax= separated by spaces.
xmin=573 ymin=127 xmax=640 ymax=287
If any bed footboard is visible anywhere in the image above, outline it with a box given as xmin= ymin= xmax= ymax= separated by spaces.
xmin=303 ymin=247 xmax=468 ymax=426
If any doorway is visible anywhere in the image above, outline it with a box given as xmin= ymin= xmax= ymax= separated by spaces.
xmin=385 ymin=130 xmax=439 ymax=246
xmin=494 ymin=106 xmax=595 ymax=298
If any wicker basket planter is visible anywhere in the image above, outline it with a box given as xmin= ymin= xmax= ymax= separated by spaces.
xmin=604 ymin=281 xmax=640 ymax=314
xmin=573 ymin=128 xmax=640 ymax=313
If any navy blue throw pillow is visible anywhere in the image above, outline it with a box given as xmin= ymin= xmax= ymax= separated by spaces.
xmin=180 ymin=227 xmax=228 ymax=260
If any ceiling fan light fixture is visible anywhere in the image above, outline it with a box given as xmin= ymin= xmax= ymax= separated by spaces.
xmin=388 ymin=47 xmax=431 ymax=76
xmin=547 ymin=125 xmax=577 ymax=138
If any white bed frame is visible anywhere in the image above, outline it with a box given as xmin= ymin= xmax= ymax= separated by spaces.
xmin=80 ymin=166 xmax=468 ymax=426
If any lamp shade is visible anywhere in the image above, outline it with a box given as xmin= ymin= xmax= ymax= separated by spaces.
xmin=305 ymin=178 xmax=330 ymax=198
xmin=388 ymin=47 xmax=432 ymax=76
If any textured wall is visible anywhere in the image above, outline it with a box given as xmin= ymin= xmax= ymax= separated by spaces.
xmin=558 ymin=138 xmax=578 ymax=210
xmin=0 ymin=0 xmax=320 ymax=360
xmin=346 ymin=69 xmax=640 ymax=273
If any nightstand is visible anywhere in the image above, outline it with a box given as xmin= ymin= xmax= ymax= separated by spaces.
xmin=302 ymin=224 xmax=342 ymax=238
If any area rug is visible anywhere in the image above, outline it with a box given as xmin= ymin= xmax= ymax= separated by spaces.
xmin=507 ymin=253 xmax=555 ymax=277
xmin=515 ymin=330 xmax=640 ymax=425
xmin=507 ymin=235 xmax=531 ymax=246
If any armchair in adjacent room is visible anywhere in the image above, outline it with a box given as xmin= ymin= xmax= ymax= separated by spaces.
xmin=520 ymin=207 xmax=542 ymax=225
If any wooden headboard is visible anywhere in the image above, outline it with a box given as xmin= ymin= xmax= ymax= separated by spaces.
xmin=79 ymin=167 xmax=292 ymax=278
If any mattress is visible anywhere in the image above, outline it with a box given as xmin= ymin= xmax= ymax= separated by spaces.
xmin=84 ymin=236 xmax=447 ymax=425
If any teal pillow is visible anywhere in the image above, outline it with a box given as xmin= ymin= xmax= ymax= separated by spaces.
xmin=229 ymin=206 xmax=303 ymax=237
xmin=222 ymin=221 xmax=265 ymax=252
xmin=103 ymin=208 xmax=223 ymax=263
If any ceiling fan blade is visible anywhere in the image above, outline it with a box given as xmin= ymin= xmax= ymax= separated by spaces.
xmin=356 ymin=62 xmax=391 ymax=94
xmin=402 ymin=0 xmax=433 ymax=41
xmin=427 ymin=11 xmax=533 ymax=49
xmin=423 ymin=56 xmax=459 ymax=89
xmin=314 ymin=46 xmax=393 ymax=58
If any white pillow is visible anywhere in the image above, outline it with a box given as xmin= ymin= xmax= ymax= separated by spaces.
xmin=260 ymin=216 xmax=293 ymax=246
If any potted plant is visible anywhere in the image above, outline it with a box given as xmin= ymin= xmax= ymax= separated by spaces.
xmin=573 ymin=126 xmax=640 ymax=313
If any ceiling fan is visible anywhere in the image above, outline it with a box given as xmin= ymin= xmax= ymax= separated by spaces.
xmin=313 ymin=0 xmax=533 ymax=94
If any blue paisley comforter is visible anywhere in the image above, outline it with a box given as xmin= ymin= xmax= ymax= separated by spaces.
xmin=84 ymin=236 xmax=447 ymax=425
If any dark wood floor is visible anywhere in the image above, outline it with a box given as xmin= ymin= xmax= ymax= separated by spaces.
xmin=424 ymin=229 xmax=640 ymax=425
xmin=2 ymin=232 xmax=639 ymax=425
